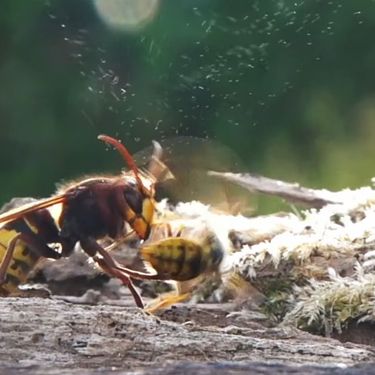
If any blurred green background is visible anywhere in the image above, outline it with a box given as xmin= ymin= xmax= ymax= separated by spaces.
xmin=1 ymin=0 xmax=375 ymax=213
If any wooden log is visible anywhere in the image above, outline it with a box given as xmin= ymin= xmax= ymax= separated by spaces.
xmin=0 ymin=298 xmax=374 ymax=374
xmin=208 ymin=171 xmax=343 ymax=208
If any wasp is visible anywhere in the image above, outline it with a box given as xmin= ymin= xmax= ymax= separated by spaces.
xmin=141 ymin=222 xmax=224 ymax=282
xmin=142 ymin=223 xmax=226 ymax=312
xmin=0 ymin=134 xmax=157 ymax=308
xmin=111 ymin=219 xmax=226 ymax=312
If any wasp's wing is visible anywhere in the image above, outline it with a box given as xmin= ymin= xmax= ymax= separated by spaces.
xmin=0 ymin=194 xmax=67 ymax=225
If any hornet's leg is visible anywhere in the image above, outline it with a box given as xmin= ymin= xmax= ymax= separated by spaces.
xmin=80 ymin=237 xmax=145 ymax=308
xmin=82 ymin=236 xmax=161 ymax=280
xmin=94 ymin=257 xmax=144 ymax=308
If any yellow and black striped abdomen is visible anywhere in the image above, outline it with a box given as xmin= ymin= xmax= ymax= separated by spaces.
xmin=0 ymin=225 xmax=40 ymax=295
xmin=141 ymin=235 xmax=224 ymax=282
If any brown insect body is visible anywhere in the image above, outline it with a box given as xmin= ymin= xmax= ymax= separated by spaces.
xmin=57 ymin=175 xmax=152 ymax=255
xmin=0 ymin=135 xmax=157 ymax=307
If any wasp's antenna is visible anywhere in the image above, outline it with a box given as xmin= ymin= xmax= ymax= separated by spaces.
xmin=98 ymin=134 xmax=144 ymax=190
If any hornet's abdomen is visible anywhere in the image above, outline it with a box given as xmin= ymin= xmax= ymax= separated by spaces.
xmin=0 ymin=204 xmax=60 ymax=296
xmin=0 ymin=227 xmax=39 ymax=295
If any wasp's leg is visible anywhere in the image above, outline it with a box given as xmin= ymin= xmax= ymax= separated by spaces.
xmin=165 ymin=222 xmax=173 ymax=237
xmin=159 ymin=222 xmax=184 ymax=237
xmin=145 ymin=291 xmax=191 ymax=314
xmin=146 ymin=222 xmax=173 ymax=242
xmin=153 ymin=221 xmax=185 ymax=238
xmin=174 ymin=226 xmax=184 ymax=237
xmin=0 ymin=232 xmax=61 ymax=285
xmin=80 ymin=237 xmax=145 ymax=308
xmin=145 ymin=278 xmax=201 ymax=313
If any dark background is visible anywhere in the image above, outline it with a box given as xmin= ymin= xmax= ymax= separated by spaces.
xmin=1 ymin=0 xmax=375 ymax=212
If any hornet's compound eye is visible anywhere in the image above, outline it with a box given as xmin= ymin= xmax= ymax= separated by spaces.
xmin=124 ymin=186 xmax=143 ymax=215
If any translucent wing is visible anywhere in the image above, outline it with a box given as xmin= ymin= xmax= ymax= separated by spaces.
xmin=0 ymin=194 xmax=67 ymax=225
xmin=134 ymin=136 xmax=252 ymax=214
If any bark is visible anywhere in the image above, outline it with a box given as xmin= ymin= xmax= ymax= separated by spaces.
xmin=208 ymin=171 xmax=344 ymax=208
xmin=0 ymin=298 xmax=374 ymax=374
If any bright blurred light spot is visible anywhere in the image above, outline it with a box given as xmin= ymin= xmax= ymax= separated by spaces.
xmin=94 ymin=0 xmax=160 ymax=32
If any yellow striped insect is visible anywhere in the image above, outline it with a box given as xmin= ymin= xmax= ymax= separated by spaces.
xmin=113 ymin=220 xmax=226 ymax=312
xmin=0 ymin=197 xmax=61 ymax=295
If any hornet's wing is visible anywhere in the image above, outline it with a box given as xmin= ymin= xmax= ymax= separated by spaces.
xmin=0 ymin=194 xmax=67 ymax=225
